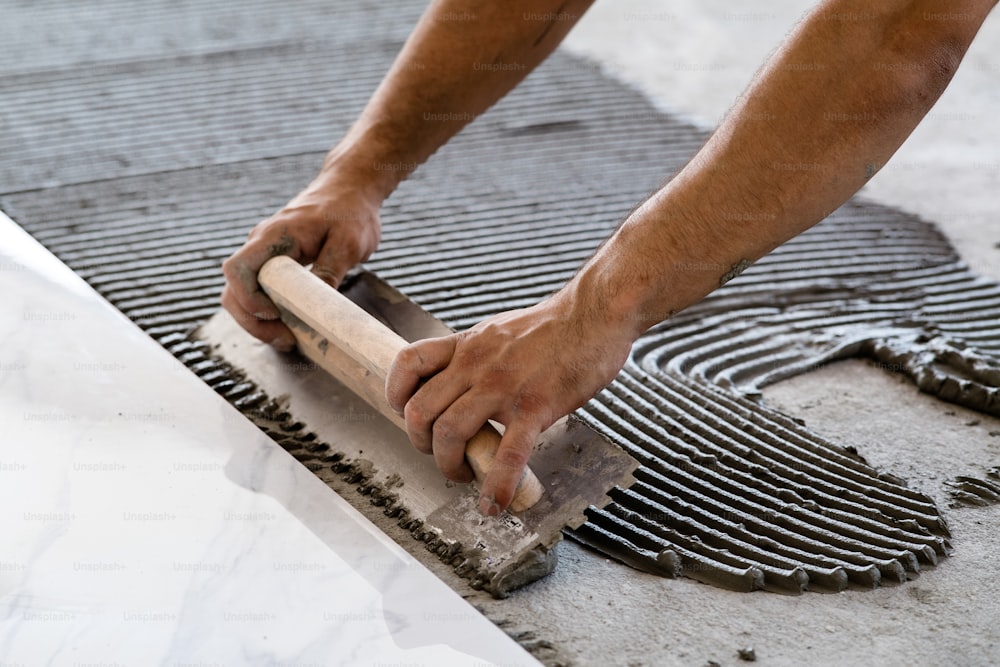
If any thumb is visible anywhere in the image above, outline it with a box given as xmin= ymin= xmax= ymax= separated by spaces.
xmin=310 ymin=240 xmax=354 ymax=289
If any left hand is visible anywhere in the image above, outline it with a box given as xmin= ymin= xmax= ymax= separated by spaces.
xmin=385 ymin=294 xmax=633 ymax=516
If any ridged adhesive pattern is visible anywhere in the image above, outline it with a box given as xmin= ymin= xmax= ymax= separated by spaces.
xmin=3 ymin=0 xmax=995 ymax=593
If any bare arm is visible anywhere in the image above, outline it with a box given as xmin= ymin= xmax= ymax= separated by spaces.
xmin=387 ymin=0 xmax=997 ymax=515
xmin=222 ymin=0 xmax=594 ymax=348
xmin=573 ymin=0 xmax=998 ymax=338
xmin=329 ymin=0 xmax=596 ymax=202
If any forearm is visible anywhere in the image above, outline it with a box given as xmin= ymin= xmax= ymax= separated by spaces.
xmin=563 ymin=0 xmax=995 ymax=338
xmin=322 ymin=0 xmax=594 ymax=200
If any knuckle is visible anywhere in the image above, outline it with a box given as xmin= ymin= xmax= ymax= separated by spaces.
xmin=431 ymin=419 xmax=453 ymax=444
xmin=454 ymin=335 xmax=485 ymax=362
xmin=494 ymin=445 xmax=530 ymax=474
xmin=395 ymin=345 xmax=417 ymax=368
xmin=432 ymin=415 xmax=468 ymax=445
xmin=221 ymin=254 xmax=239 ymax=279
xmin=339 ymin=234 xmax=363 ymax=259
xmin=403 ymin=400 xmax=433 ymax=433
xmin=512 ymin=393 xmax=548 ymax=421
xmin=244 ymin=225 xmax=270 ymax=245
xmin=396 ymin=344 xmax=426 ymax=374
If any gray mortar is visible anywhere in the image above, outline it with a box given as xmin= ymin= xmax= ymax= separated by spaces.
xmin=4 ymin=0 xmax=1000 ymax=664
xmin=3 ymin=0 xmax=991 ymax=594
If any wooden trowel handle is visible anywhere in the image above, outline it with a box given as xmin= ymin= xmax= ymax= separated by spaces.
xmin=258 ymin=256 xmax=544 ymax=513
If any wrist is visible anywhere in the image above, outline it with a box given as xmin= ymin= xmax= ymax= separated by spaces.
xmin=318 ymin=126 xmax=410 ymax=203
xmin=554 ymin=263 xmax=653 ymax=350
xmin=560 ymin=221 xmax=679 ymax=343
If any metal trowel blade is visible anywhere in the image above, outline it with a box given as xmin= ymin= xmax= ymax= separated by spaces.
xmin=197 ymin=268 xmax=638 ymax=597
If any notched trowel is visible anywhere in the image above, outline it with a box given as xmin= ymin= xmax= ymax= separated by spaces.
xmin=198 ymin=256 xmax=637 ymax=597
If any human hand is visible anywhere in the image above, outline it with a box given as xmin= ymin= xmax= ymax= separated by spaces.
xmin=385 ymin=295 xmax=633 ymax=516
xmin=221 ymin=173 xmax=382 ymax=350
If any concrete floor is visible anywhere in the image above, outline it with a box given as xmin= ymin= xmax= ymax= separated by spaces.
xmin=403 ymin=4 xmax=1000 ymax=666
xmin=6 ymin=1 xmax=996 ymax=664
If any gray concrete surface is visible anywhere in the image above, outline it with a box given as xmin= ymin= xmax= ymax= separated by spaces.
xmin=409 ymin=4 xmax=1000 ymax=666
xmin=6 ymin=1 xmax=996 ymax=664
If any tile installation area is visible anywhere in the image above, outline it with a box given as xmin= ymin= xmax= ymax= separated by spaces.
xmin=2 ymin=1 xmax=999 ymax=666
xmin=0 ymin=214 xmax=535 ymax=664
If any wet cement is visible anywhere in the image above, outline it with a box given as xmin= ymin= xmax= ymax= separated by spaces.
xmin=2 ymin=0 xmax=998 ymax=613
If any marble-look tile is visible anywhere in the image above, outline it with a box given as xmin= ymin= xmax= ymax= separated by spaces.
xmin=0 ymin=213 xmax=537 ymax=666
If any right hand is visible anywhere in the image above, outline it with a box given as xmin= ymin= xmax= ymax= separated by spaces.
xmin=221 ymin=174 xmax=382 ymax=350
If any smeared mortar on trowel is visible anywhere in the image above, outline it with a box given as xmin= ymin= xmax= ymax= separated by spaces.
xmin=180 ymin=330 xmax=552 ymax=596
xmin=195 ymin=266 xmax=637 ymax=597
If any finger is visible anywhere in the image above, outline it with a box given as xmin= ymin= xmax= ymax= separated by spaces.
xmin=429 ymin=392 xmax=491 ymax=484
xmin=221 ymin=284 xmax=296 ymax=351
xmin=401 ymin=367 xmax=469 ymax=456
xmin=222 ymin=243 xmax=285 ymax=321
xmin=479 ymin=421 xmax=540 ymax=516
xmin=385 ymin=336 xmax=458 ymax=414
xmin=310 ymin=236 xmax=356 ymax=288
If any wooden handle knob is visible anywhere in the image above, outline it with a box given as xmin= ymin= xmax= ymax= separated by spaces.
xmin=258 ymin=256 xmax=544 ymax=512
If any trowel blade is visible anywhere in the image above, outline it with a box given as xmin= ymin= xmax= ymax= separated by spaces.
xmin=197 ymin=268 xmax=637 ymax=597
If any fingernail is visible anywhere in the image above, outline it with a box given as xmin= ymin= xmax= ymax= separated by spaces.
xmin=271 ymin=334 xmax=296 ymax=352
xmin=479 ymin=496 xmax=500 ymax=517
